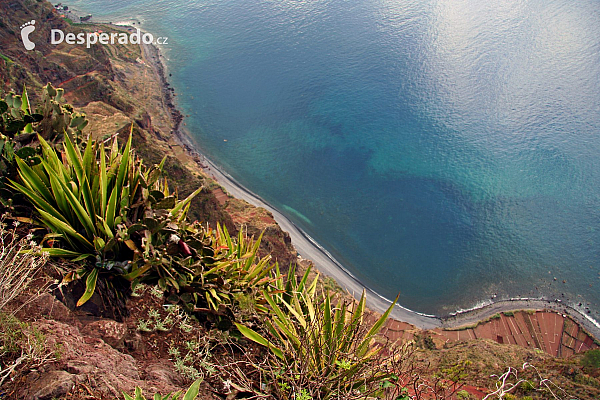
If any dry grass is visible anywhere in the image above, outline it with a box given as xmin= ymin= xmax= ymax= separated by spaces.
xmin=0 ymin=215 xmax=55 ymax=387
xmin=0 ymin=313 xmax=57 ymax=386
xmin=0 ymin=215 xmax=48 ymax=313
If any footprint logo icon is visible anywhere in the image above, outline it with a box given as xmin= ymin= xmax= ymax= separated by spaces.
xmin=20 ymin=20 xmax=36 ymax=50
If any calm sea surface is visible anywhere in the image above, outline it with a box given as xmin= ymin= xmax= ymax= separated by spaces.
xmin=69 ymin=0 xmax=600 ymax=319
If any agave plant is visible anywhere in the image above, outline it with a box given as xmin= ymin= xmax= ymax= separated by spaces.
xmin=122 ymin=378 xmax=202 ymax=400
xmin=270 ymin=263 xmax=319 ymax=308
xmin=200 ymin=224 xmax=275 ymax=311
xmin=142 ymin=222 xmax=277 ymax=326
xmin=10 ymin=131 xmax=201 ymax=305
xmin=236 ymin=273 xmax=398 ymax=399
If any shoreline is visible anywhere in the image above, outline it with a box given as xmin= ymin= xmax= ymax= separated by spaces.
xmin=96 ymin=19 xmax=600 ymax=341
xmin=184 ymin=150 xmax=600 ymax=340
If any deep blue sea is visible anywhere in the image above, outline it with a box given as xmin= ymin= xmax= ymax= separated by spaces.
xmin=68 ymin=0 xmax=600 ymax=319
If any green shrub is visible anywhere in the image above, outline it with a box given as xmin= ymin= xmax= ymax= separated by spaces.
xmin=413 ymin=332 xmax=436 ymax=350
xmin=122 ymin=378 xmax=202 ymax=400
xmin=456 ymin=389 xmax=471 ymax=399
xmin=295 ymin=389 xmax=312 ymax=400
xmin=11 ymin=129 xmax=201 ymax=306
xmin=158 ymin=223 xmax=276 ymax=313
xmin=127 ymin=220 xmax=277 ymax=329
xmin=236 ymin=267 xmax=399 ymax=399
xmin=436 ymin=360 xmax=472 ymax=384
xmin=520 ymin=380 xmax=535 ymax=392
xmin=582 ymin=349 xmax=600 ymax=369
xmin=573 ymin=372 xmax=600 ymax=387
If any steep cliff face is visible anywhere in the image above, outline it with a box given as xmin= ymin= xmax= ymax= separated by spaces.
xmin=2 ymin=2 xmax=600 ymax=399
xmin=0 ymin=0 xmax=71 ymax=86
xmin=0 ymin=0 xmax=296 ymax=267
xmin=0 ymin=0 xmax=117 ymax=108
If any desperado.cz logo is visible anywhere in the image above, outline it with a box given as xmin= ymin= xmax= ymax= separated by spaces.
xmin=20 ymin=20 xmax=36 ymax=50
xmin=19 ymin=20 xmax=168 ymax=50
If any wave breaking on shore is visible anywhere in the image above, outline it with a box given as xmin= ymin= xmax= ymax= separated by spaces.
xmin=179 ymin=144 xmax=600 ymax=339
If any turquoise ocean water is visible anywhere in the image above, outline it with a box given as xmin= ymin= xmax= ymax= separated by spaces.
xmin=67 ymin=0 xmax=600 ymax=319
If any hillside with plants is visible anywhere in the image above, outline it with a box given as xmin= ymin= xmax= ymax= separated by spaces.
xmin=1 ymin=1 xmax=600 ymax=399
xmin=1 ymin=83 xmax=599 ymax=400
xmin=0 ymin=84 xmax=425 ymax=399
xmin=0 ymin=0 xmax=297 ymax=270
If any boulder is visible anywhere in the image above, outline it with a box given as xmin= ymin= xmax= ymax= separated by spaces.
xmin=26 ymin=370 xmax=75 ymax=400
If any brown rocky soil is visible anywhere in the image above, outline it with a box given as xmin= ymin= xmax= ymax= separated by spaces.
xmin=5 ymin=292 xmax=187 ymax=399
xmin=4 ymin=282 xmax=266 ymax=399
xmin=0 ymin=227 xmax=597 ymax=399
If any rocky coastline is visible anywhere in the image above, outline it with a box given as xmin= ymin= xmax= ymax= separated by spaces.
xmin=2 ymin=2 xmax=600 ymax=397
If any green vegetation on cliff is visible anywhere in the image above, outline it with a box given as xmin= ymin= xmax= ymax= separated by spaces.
xmin=0 ymin=84 xmax=406 ymax=398
xmin=0 ymin=85 xmax=407 ymax=399
xmin=0 ymin=0 xmax=598 ymax=396
xmin=1 ymin=83 xmax=596 ymax=400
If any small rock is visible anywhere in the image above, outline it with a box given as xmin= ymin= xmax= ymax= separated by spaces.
xmin=66 ymin=361 xmax=94 ymax=375
xmin=27 ymin=370 xmax=75 ymax=400
xmin=81 ymin=320 xmax=128 ymax=349
xmin=124 ymin=332 xmax=144 ymax=352
xmin=144 ymin=362 xmax=182 ymax=386
xmin=24 ymin=293 xmax=80 ymax=326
